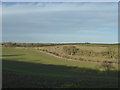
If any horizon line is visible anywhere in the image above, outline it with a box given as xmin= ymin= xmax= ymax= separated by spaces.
xmin=1 ymin=42 xmax=119 ymax=44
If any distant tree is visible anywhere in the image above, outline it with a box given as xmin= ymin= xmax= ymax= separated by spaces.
xmin=85 ymin=42 xmax=90 ymax=44
xmin=3 ymin=42 xmax=17 ymax=47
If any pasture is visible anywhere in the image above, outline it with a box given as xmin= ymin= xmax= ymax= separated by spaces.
xmin=2 ymin=45 xmax=118 ymax=88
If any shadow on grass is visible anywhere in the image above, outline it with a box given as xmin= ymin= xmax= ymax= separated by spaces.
xmin=2 ymin=59 xmax=118 ymax=88
xmin=2 ymin=54 xmax=25 ymax=57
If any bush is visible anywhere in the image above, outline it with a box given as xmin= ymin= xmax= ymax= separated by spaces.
xmin=63 ymin=46 xmax=78 ymax=55
xmin=76 ymin=49 xmax=95 ymax=57
xmin=101 ymin=47 xmax=118 ymax=59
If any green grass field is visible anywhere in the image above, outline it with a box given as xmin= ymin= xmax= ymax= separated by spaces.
xmin=2 ymin=47 xmax=118 ymax=88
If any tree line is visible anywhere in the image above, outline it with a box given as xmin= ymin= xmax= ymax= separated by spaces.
xmin=1 ymin=42 xmax=91 ymax=47
xmin=2 ymin=42 xmax=57 ymax=47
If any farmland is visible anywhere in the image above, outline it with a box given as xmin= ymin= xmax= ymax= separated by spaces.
xmin=2 ymin=43 xmax=119 ymax=88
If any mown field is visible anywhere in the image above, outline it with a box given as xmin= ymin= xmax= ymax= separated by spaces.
xmin=2 ymin=45 xmax=118 ymax=88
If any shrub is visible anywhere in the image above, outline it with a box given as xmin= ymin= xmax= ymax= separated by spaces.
xmin=63 ymin=46 xmax=78 ymax=55
xmin=100 ymin=47 xmax=118 ymax=60
xmin=76 ymin=49 xmax=95 ymax=57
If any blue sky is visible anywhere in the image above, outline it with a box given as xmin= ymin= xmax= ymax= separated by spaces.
xmin=2 ymin=2 xmax=118 ymax=43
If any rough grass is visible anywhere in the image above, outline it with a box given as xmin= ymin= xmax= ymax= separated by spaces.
xmin=2 ymin=47 xmax=118 ymax=88
xmin=33 ymin=45 xmax=118 ymax=63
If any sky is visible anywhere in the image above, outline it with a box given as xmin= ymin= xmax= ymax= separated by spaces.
xmin=0 ymin=2 xmax=2 ymax=43
xmin=2 ymin=2 xmax=118 ymax=43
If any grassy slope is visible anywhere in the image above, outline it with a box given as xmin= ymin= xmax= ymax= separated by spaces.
xmin=2 ymin=47 xmax=118 ymax=88
xmin=2 ymin=47 xmax=102 ymax=69
xmin=34 ymin=44 xmax=118 ymax=62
